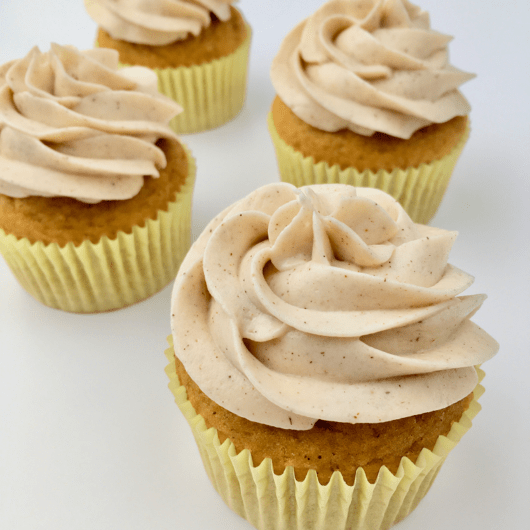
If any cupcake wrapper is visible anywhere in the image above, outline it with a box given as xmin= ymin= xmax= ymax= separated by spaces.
xmin=0 ymin=149 xmax=196 ymax=313
xmin=152 ymin=25 xmax=251 ymax=134
xmin=267 ymin=113 xmax=470 ymax=225
xmin=164 ymin=338 xmax=484 ymax=530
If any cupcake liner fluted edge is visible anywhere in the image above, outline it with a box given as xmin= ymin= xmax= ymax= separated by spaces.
xmin=164 ymin=336 xmax=484 ymax=530
xmin=0 ymin=147 xmax=196 ymax=313
xmin=154 ymin=25 xmax=252 ymax=134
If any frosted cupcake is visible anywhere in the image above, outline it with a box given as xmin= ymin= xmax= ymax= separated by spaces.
xmin=269 ymin=0 xmax=474 ymax=224
xmin=166 ymin=183 xmax=498 ymax=530
xmin=85 ymin=0 xmax=251 ymax=133
xmin=0 ymin=44 xmax=196 ymax=313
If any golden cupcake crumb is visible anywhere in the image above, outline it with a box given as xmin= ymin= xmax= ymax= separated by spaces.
xmin=0 ymin=138 xmax=189 ymax=247
xmin=272 ymin=96 xmax=468 ymax=173
xmin=174 ymin=353 xmax=472 ymax=485
xmin=97 ymin=6 xmax=248 ymax=69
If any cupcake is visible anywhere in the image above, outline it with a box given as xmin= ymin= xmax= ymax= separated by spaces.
xmin=85 ymin=0 xmax=251 ymax=133
xmin=0 ymin=44 xmax=196 ymax=313
xmin=269 ymin=0 xmax=474 ymax=224
xmin=166 ymin=183 xmax=498 ymax=530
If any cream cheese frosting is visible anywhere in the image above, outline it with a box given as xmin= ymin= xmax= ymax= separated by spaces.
xmin=171 ymin=183 xmax=498 ymax=430
xmin=0 ymin=44 xmax=181 ymax=203
xmin=271 ymin=0 xmax=475 ymax=139
xmin=85 ymin=0 xmax=236 ymax=45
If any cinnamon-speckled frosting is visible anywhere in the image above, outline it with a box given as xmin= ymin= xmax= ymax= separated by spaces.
xmin=271 ymin=0 xmax=474 ymax=139
xmin=0 ymin=44 xmax=181 ymax=203
xmin=171 ymin=183 xmax=498 ymax=430
xmin=85 ymin=0 xmax=236 ymax=45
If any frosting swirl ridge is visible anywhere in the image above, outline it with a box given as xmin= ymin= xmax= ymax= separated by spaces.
xmin=0 ymin=44 xmax=181 ymax=203
xmin=171 ymin=184 xmax=498 ymax=429
xmin=85 ymin=0 xmax=236 ymax=45
xmin=271 ymin=0 xmax=475 ymax=139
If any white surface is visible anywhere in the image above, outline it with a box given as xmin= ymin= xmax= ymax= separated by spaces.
xmin=0 ymin=1 xmax=528 ymax=529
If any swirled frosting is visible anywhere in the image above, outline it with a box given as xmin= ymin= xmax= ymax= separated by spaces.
xmin=85 ymin=0 xmax=236 ymax=45
xmin=0 ymin=44 xmax=181 ymax=203
xmin=271 ymin=0 xmax=475 ymax=139
xmin=171 ymin=183 xmax=498 ymax=430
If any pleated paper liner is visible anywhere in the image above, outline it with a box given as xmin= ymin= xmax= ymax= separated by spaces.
xmin=149 ymin=25 xmax=251 ymax=134
xmin=164 ymin=337 xmax=485 ymax=530
xmin=268 ymin=113 xmax=470 ymax=225
xmin=0 ymin=151 xmax=196 ymax=313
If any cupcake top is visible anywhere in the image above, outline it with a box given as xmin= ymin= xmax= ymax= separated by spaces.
xmin=85 ymin=0 xmax=237 ymax=45
xmin=271 ymin=0 xmax=474 ymax=139
xmin=171 ymin=183 xmax=498 ymax=430
xmin=0 ymin=44 xmax=181 ymax=203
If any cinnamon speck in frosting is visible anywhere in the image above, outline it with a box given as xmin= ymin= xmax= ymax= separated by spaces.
xmin=0 ymin=44 xmax=181 ymax=203
xmin=271 ymin=0 xmax=475 ymax=139
xmin=171 ymin=183 xmax=498 ymax=429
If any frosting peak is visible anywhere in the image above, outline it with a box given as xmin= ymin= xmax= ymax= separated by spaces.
xmin=0 ymin=45 xmax=181 ymax=203
xmin=85 ymin=0 xmax=236 ymax=45
xmin=271 ymin=0 xmax=475 ymax=139
xmin=171 ymin=184 xmax=498 ymax=430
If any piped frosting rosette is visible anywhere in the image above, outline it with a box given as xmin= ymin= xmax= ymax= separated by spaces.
xmin=0 ymin=44 xmax=181 ymax=203
xmin=85 ymin=0 xmax=236 ymax=45
xmin=0 ymin=44 xmax=196 ymax=313
xmin=271 ymin=0 xmax=474 ymax=139
xmin=172 ymin=183 xmax=498 ymax=429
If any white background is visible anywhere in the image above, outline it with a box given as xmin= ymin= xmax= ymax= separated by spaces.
xmin=0 ymin=1 xmax=528 ymax=529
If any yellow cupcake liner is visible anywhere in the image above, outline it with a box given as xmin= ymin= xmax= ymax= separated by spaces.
xmin=151 ymin=25 xmax=251 ymax=134
xmin=268 ymin=113 xmax=470 ymax=225
xmin=164 ymin=337 xmax=485 ymax=530
xmin=0 ymin=149 xmax=196 ymax=313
